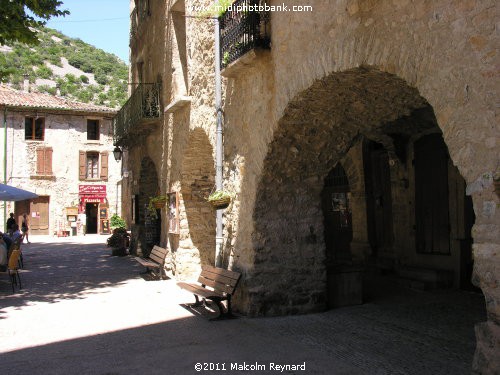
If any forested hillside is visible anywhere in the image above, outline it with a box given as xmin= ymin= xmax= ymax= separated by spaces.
xmin=0 ymin=27 xmax=128 ymax=108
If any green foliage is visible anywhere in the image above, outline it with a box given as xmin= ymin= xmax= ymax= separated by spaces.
xmin=207 ymin=190 xmax=232 ymax=202
xmin=0 ymin=54 xmax=15 ymax=82
xmin=148 ymin=196 xmax=168 ymax=219
xmin=36 ymin=65 xmax=53 ymax=79
xmin=94 ymin=70 xmax=109 ymax=85
xmin=65 ymin=73 xmax=78 ymax=84
xmin=110 ymin=214 xmax=127 ymax=229
xmin=0 ymin=26 xmax=128 ymax=108
xmin=0 ymin=1 xmax=69 ymax=45
xmin=37 ymin=85 xmax=57 ymax=95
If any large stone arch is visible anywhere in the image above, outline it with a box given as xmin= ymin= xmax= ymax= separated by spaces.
xmin=249 ymin=67 xmax=432 ymax=315
xmin=245 ymin=66 xmax=497 ymax=368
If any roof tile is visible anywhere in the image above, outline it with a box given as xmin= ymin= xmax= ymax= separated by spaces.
xmin=0 ymin=85 xmax=116 ymax=114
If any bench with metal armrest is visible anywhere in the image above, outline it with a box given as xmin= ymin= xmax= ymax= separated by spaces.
xmin=177 ymin=265 xmax=241 ymax=320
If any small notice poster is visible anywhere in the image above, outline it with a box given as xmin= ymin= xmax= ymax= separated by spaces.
xmin=168 ymin=192 xmax=179 ymax=234
xmin=101 ymin=219 xmax=110 ymax=234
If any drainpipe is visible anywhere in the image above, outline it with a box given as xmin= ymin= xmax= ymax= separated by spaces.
xmin=214 ymin=17 xmax=224 ymax=268
xmin=3 ymin=107 xmax=7 ymax=231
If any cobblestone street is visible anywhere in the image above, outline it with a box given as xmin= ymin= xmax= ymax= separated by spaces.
xmin=0 ymin=236 xmax=486 ymax=374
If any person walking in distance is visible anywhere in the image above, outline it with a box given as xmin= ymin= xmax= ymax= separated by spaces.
xmin=21 ymin=213 xmax=31 ymax=243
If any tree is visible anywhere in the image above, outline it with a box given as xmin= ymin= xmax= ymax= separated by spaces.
xmin=0 ymin=1 xmax=69 ymax=45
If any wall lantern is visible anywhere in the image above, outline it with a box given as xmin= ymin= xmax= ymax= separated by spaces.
xmin=113 ymin=146 xmax=123 ymax=162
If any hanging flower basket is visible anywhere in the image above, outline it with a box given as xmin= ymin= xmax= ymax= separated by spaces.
xmin=153 ymin=198 xmax=167 ymax=208
xmin=207 ymin=190 xmax=232 ymax=209
xmin=148 ymin=195 xmax=168 ymax=218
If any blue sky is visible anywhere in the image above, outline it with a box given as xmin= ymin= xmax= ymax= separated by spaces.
xmin=44 ymin=0 xmax=130 ymax=63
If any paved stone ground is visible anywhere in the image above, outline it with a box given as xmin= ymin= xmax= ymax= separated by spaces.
xmin=0 ymin=235 xmax=486 ymax=374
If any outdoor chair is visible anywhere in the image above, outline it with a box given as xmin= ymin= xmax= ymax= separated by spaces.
xmin=1 ymin=249 xmax=22 ymax=293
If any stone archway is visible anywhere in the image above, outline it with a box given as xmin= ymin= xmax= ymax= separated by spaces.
xmin=248 ymin=67 xmax=429 ymax=316
xmin=248 ymin=66 xmax=481 ymax=318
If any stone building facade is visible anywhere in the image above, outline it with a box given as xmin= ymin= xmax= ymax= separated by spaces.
xmin=116 ymin=1 xmax=498 ymax=372
xmin=0 ymin=85 xmax=120 ymax=236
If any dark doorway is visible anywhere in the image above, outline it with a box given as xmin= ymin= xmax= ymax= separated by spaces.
xmin=86 ymin=203 xmax=98 ymax=234
xmin=414 ymin=134 xmax=450 ymax=254
xmin=363 ymin=140 xmax=394 ymax=257
xmin=322 ymin=163 xmax=353 ymax=266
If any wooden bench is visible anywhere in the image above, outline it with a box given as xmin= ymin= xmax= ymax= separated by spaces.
xmin=177 ymin=265 xmax=241 ymax=320
xmin=134 ymin=245 xmax=168 ymax=279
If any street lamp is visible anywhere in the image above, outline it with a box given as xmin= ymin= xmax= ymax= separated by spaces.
xmin=113 ymin=146 xmax=123 ymax=162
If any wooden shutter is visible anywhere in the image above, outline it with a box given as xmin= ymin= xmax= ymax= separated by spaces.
xmin=44 ymin=148 xmax=53 ymax=175
xmin=36 ymin=148 xmax=44 ymax=175
xmin=100 ymin=152 xmax=108 ymax=181
xmin=79 ymin=151 xmax=86 ymax=180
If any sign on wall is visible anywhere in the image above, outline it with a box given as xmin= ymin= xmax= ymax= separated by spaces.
xmin=168 ymin=191 xmax=179 ymax=234
xmin=79 ymin=185 xmax=106 ymax=195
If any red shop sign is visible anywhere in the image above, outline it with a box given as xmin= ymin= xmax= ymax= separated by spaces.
xmin=81 ymin=196 xmax=106 ymax=203
xmin=79 ymin=185 xmax=106 ymax=195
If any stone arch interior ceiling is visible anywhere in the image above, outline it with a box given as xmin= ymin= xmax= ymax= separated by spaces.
xmin=180 ymin=127 xmax=216 ymax=267
xmin=248 ymin=66 xmax=452 ymax=316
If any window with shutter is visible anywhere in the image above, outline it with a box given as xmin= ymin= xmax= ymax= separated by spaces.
xmin=36 ymin=147 xmax=53 ymax=175
xmin=100 ymin=152 xmax=108 ymax=181
xmin=44 ymin=148 xmax=53 ymax=175
xmin=86 ymin=152 xmax=99 ymax=179
xmin=79 ymin=151 xmax=86 ymax=180
xmin=36 ymin=148 xmax=44 ymax=175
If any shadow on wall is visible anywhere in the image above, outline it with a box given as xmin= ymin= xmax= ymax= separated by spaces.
xmin=180 ymin=127 xmax=216 ymax=266
xmin=136 ymin=156 xmax=160 ymax=256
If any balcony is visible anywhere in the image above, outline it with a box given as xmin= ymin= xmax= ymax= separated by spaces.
xmin=219 ymin=0 xmax=270 ymax=70
xmin=113 ymin=83 xmax=161 ymax=146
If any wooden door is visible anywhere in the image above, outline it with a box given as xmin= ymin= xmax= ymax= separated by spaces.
xmin=414 ymin=134 xmax=450 ymax=254
xmin=363 ymin=141 xmax=394 ymax=256
xmin=29 ymin=196 xmax=50 ymax=235
xmin=322 ymin=164 xmax=353 ymax=265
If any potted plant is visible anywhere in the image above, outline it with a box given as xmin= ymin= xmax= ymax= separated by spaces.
xmin=207 ymin=190 xmax=232 ymax=209
xmin=106 ymin=227 xmax=129 ymax=256
xmin=148 ymin=195 xmax=168 ymax=219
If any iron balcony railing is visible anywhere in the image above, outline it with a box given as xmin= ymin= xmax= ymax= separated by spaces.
xmin=113 ymin=83 xmax=161 ymax=145
xmin=219 ymin=0 xmax=270 ymax=69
